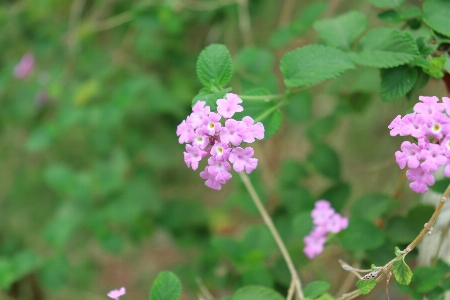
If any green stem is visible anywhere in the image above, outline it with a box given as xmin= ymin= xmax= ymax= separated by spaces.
xmin=239 ymin=172 xmax=304 ymax=299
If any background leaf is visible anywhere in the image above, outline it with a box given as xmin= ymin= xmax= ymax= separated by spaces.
xmin=280 ymin=44 xmax=355 ymax=87
xmin=423 ymin=0 xmax=450 ymax=37
xmin=196 ymin=44 xmax=233 ymax=88
xmin=356 ymin=279 xmax=376 ymax=294
xmin=339 ymin=218 xmax=385 ymax=251
xmin=149 ymin=271 xmax=182 ymax=300
xmin=304 ymin=281 xmax=330 ymax=298
xmin=307 ymin=143 xmax=341 ymax=180
xmin=232 ymin=285 xmax=284 ymax=300
xmin=349 ymin=28 xmax=420 ymax=68
xmin=367 ymin=0 xmax=405 ymax=9
xmin=314 ymin=11 xmax=367 ymax=50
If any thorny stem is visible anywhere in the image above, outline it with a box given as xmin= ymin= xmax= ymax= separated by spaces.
xmin=337 ymin=183 xmax=450 ymax=300
xmin=239 ymin=172 xmax=304 ymax=300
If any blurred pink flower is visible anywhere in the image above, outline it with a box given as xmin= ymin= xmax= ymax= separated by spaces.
xmin=107 ymin=287 xmax=126 ymax=300
xmin=14 ymin=53 xmax=34 ymax=78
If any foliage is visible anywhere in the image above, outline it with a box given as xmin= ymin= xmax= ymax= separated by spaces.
xmin=1 ymin=0 xmax=450 ymax=299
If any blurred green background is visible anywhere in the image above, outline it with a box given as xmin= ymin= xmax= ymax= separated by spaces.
xmin=1 ymin=0 xmax=448 ymax=299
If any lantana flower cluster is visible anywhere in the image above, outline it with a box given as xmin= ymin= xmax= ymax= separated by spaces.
xmin=176 ymin=93 xmax=264 ymax=190
xmin=389 ymin=96 xmax=450 ymax=193
xmin=303 ymin=200 xmax=348 ymax=259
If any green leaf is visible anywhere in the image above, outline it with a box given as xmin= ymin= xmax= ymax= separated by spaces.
xmin=196 ymin=44 xmax=233 ymax=88
xmin=149 ymin=271 xmax=182 ymax=300
xmin=211 ymin=236 xmax=243 ymax=264
xmin=401 ymin=6 xmax=422 ymax=19
xmin=284 ymin=92 xmax=312 ymax=124
xmin=339 ymin=218 xmax=385 ymax=251
xmin=242 ymin=225 xmax=276 ymax=257
xmin=351 ymin=193 xmax=396 ymax=221
xmin=422 ymin=56 xmax=446 ymax=78
xmin=304 ymin=281 xmax=330 ymax=298
xmin=313 ymin=11 xmax=367 ymax=50
xmin=380 ymin=65 xmax=418 ymax=101
xmin=377 ymin=10 xmax=402 ymax=23
xmin=38 ymin=255 xmax=69 ymax=290
xmin=307 ymin=143 xmax=341 ymax=180
xmin=232 ymin=285 xmax=284 ymax=300
xmin=406 ymin=69 xmax=430 ymax=100
xmin=392 ymin=257 xmax=413 ymax=285
xmin=306 ymin=114 xmax=338 ymax=143
xmin=385 ymin=216 xmax=417 ymax=243
xmin=356 ymin=279 xmax=376 ymax=294
xmin=412 ymin=266 xmax=446 ymax=293
xmin=242 ymin=265 xmax=274 ymax=288
xmin=367 ymin=0 xmax=405 ymax=9
xmin=280 ymin=45 xmax=355 ymax=87
xmin=292 ymin=212 xmax=314 ymax=238
xmin=319 ymin=182 xmax=350 ymax=212
xmin=350 ymin=28 xmax=420 ymax=68
xmin=235 ymin=47 xmax=274 ymax=75
xmin=423 ymin=0 xmax=450 ymax=37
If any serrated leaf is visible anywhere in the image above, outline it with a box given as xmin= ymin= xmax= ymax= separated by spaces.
xmin=407 ymin=69 xmax=430 ymax=100
xmin=232 ymin=285 xmax=284 ymax=300
xmin=380 ymin=65 xmax=418 ymax=101
xmin=314 ymin=11 xmax=367 ymax=50
xmin=392 ymin=257 xmax=413 ymax=285
xmin=304 ymin=281 xmax=330 ymax=298
xmin=280 ymin=44 xmax=355 ymax=87
xmin=356 ymin=279 xmax=376 ymax=294
xmin=149 ymin=271 xmax=182 ymax=300
xmin=307 ymin=143 xmax=341 ymax=180
xmin=196 ymin=44 xmax=233 ymax=88
xmin=367 ymin=0 xmax=405 ymax=9
xmin=423 ymin=0 xmax=450 ymax=37
xmin=350 ymin=28 xmax=420 ymax=68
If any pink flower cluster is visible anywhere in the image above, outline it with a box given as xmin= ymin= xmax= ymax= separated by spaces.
xmin=176 ymin=93 xmax=264 ymax=190
xmin=303 ymin=200 xmax=348 ymax=259
xmin=389 ymin=96 xmax=450 ymax=193
xmin=107 ymin=287 xmax=126 ymax=300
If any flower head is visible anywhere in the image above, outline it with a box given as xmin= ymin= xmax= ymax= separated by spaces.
xmin=177 ymin=93 xmax=264 ymax=189
xmin=389 ymin=96 xmax=450 ymax=193
xmin=303 ymin=200 xmax=348 ymax=259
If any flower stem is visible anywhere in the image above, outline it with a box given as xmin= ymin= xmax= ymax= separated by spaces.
xmin=239 ymin=172 xmax=304 ymax=299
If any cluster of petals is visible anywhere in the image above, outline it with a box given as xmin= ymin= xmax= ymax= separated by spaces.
xmin=176 ymin=93 xmax=264 ymax=190
xmin=389 ymin=96 xmax=450 ymax=193
xmin=14 ymin=53 xmax=34 ymax=79
xmin=107 ymin=287 xmax=126 ymax=300
xmin=303 ymin=200 xmax=348 ymax=259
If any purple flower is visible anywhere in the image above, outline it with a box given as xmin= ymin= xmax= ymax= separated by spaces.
xmin=184 ymin=144 xmax=207 ymax=170
xmin=303 ymin=234 xmax=326 ymax=259
xmin=241 ymin=116 xmax=265 ymax=143
xmin=107 ymin=287 xmax=126 ymax=300
xmin=177 ymin=95 xmax=264 ymax=190
xmin=311 ymin=201 xmax=335 ymax=225
xmin=395 ymin=141 xmax=421 ymax=169
xmin=389 ymin=96 xmax=450 ymax=193
xmin=14 ymin=53 xmax=34 ymax=79
xmin=420 ymin=143 xmax=446 ymax=173
xmin=220 ymin=119 xmax=247 ymax=146
xmin=326 ymin=213 xmax=349 ymax=233
xmin=217 ymin=93 xmax=244 ymax=118
xmin=229 ymin=147 xmax=258 ymax=173
xmin=414 ymin=96 xmax=444 ymax=115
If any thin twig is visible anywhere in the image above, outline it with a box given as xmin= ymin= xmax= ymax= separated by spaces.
xmin=337 ymin=183 xmax=450 ymax=300
xmin=196 ymin=277 xmax=214 ymax=300
xmin=239 ymin=172 xmax=304 ymax=299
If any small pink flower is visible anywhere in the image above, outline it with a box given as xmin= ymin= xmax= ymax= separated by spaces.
xmin=217 ymin=93 xmax=244 ymax=118
xmin=184 ymin=144 xmax=207 ymax=170
xmin=220 ymin=119 xmax=247 ymax=146
xmin=14 ymin=53 xmax=34 ymax=79
xmin=241 ymin=116 xmax=264 ymax=143
xmin=200 ymin=167 xmax=224 ymax=190
xmin=107 ymin=287 xmax=126 ymax=300
xmin=176 ymin=119 xmax=194 ymax=144
xmin=414 ymin=96 xmax=444 ymax=115
xmin=229 ymin=147 xmax=258 ymax=173
xmin=303 ymin=235 xmax=326 ymax=259
xmin=395 ymin=141 xmax=421 ymax=169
